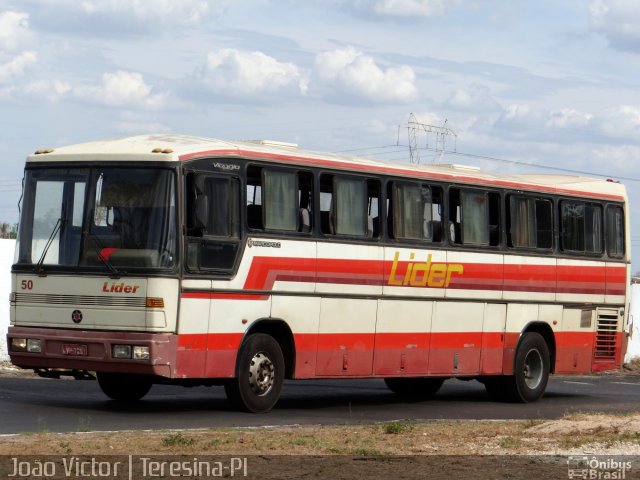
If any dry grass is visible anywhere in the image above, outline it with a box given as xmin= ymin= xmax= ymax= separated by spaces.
xmin=1 ymin=414 xmax=639 ymax=457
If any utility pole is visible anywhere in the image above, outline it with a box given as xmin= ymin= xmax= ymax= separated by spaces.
xmin=403 ymin=113 xmax=457 ymax=164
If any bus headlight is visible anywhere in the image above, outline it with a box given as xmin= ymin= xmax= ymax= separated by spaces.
xmin=9 ymin=338 xmax=41 ymax=353
xmin=27 ymin=339 xmax=41 ymax=353
xmin=112 ymin=344 xmax=150 ymax=360
xmin=133 ymin=346 xmax=150 ymax=360
xmin=112 ymin=344 xmax=132 ymax=359
xmin=10 ymin=338 xmax=27 ymax=351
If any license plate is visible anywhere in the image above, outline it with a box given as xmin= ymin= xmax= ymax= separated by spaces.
xmin=62 ymin=343 xmax=87 ymax=356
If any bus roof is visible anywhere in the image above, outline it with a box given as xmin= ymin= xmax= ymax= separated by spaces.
xmin=26 ymin=134 xmax=626 ymax=201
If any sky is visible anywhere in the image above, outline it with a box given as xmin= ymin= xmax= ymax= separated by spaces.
xmin=1 ymin=0 xmax=640 ymax=268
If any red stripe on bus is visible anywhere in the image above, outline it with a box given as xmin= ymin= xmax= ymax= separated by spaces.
xmin=177 ymin=331 xmax=601 ymax=353
xmin=175 ymin=330 xmax=610 ymax=377
xmin=180 ymin=258 xmax=626 ymax=299
xmin=240 ymin=257 xmax=626 ymax=295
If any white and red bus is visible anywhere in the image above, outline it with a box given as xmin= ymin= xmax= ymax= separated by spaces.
xmin=7 ymin=135 xmax=630 ymax=412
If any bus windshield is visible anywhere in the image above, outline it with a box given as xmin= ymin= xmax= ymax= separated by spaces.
xmin=15 ymin=166 xmax=177 ymax=272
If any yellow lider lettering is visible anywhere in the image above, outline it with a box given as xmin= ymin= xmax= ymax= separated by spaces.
xmin=387 ymin=251 xmax=464 ymax=288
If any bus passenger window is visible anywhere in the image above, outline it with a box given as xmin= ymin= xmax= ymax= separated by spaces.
xmin=334 ymin=177 xmax=366 ymax=236
xmin=606 ymin=205 xmax=625 ymax=258
xmin=264 ymin=170 xmax=297 ymax=231
xmin=560 ymin=201 xmax=603 ymax=255
xmin=247 ymin=166 xmax=313 ymax=233
xmin=449 ymin=188 xmax=500 ymax=247
xmin=390 ymin=182 xmax=442 ymax=242
xmin=507 ymin=196 xmax=552 ymax=249
xmin=320 ymin=174 xmax=379 ymax=238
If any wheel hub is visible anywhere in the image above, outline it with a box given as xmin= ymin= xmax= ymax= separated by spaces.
xmin=523 ymin=348 xmax=543 ymax=390
xmin=248 ymin=352 xmax=275 ymax=396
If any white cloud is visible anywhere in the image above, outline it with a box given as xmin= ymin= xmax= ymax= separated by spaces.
xmin=78 ymin=0 xmax=215 ymax=25
xmin=75 ymin=71 xmax=168 ymax=109
xmin=0 ymin=11 xmax=33 ymax=52
xmin=372 ymin=0 xmax=445 ymax=17
xmin=195 ymin=49 xmax=307 ymax=97
xmin=590 ymin=0 xmax=640 ymax=53
xmin=0 ymin=51 xmax=37 ymax=83
xmin=600 ymin=105 xmax=640 ymax=138
xmin=115 ymin=120 xmax=171 ymax=134
xmin=444 ymin=84 xmax=501 ymax=112
xmin=23 ymin=79 xmax=72 ymax=102
xmin=590 ymin=144 xmax=640 ymax=173
xmin=545 ymin=108 xmax=593 ymax=129
xmin=314 ymin=47 xmax=417 ymax=103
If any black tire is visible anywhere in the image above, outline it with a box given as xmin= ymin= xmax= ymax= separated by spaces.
xmin=489 ymin=332 xmax=550 ymax=403
xmin=224 ymin=333 xmax=285 ymax=413
xmin=384 ymin=377 xmax=445 ymax=397
xmin=97 ymin=372 xmax=152 ymax=402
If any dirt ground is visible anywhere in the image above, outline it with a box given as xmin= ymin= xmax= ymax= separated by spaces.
xmin=1 ymin=361 xmax=639 ymax=478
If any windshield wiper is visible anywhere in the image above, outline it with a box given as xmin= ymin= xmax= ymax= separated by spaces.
xmin=34 ymin=217 xmax=62 ymax=276
xmin=84 ymin=231 xmax=121 ymax=278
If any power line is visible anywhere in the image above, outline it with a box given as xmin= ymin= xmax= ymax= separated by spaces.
xmin=332 ymin=144 xmax=640 ymax=183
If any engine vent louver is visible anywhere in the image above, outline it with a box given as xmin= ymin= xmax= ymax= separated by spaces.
xmin=593 ymin=309 xmax=619 ymax=359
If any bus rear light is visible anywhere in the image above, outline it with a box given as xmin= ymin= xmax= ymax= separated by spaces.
xmin=145 ymin=297 xmax=164 ymax=308
xmin=9 ymin=292 xmax=15 ymax=303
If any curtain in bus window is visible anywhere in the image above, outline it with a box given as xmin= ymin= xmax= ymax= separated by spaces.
xmin=334 ymin=177 xmax=366 ymax=236
xmin=264 ymin=170 xmax=297 ymax=231
xmin=461 ymin=191 xmax=489 ymax=245
xmin=207 ymin=177 xmax=238 ymax=237
xmin=393 ymin=183 xmax=432 ymax=240
xmin=585 ymin=204 xmax=603 ymax=253
xmin=561 ymin=202 xmax=585 ymax=251
xmin=511 ymin=197 xmax=536 ymax=248
xmin=606 ymin=206 xmax=625 ymax=257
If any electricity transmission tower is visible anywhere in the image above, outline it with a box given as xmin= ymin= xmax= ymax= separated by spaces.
xmin=404 ymin=113 xmax=457 ymax=164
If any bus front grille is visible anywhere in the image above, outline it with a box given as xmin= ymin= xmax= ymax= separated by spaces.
xmin=14 ymin=293 xmax=146 ymax=308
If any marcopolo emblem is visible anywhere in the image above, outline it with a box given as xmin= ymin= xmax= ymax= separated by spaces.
xmin=71 ymin=310 xmax=83 ymax=324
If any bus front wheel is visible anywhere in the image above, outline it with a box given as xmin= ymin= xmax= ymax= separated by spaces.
xmin=97 ymin=372 xmax=152 ymax=402
xmin=224 ymin=333 xmax=285 ymax=413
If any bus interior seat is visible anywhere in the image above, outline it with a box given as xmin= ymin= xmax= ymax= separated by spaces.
xmin=299 ymin=208 xmax=311 ymax=232
xmin=367 ymin=216 xmax=374 ymax=237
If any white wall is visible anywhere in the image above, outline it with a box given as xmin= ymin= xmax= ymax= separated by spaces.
xmin=0 ymin=239 xmax=15 ymax=361
xmin=625 ymin=283 xmax=640 ymax=362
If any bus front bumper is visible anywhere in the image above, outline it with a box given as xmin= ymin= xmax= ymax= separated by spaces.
xmin=7 ymin=326 xmax=177 ymax=378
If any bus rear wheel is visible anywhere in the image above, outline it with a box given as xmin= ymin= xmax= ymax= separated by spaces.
xmin=224 ymin=333 xmax=285 ymax=413
xmin=384 ymin=377 xmax=445 ymax=397
xmin=97 ymin=372 xmax=152 ymax=402
xmin=484 ymin=332 xmax=550 ymax=403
